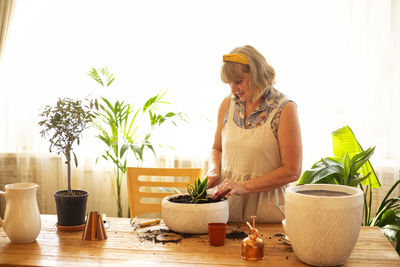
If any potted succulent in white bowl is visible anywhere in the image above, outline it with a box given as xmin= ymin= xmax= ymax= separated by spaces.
xmin=39 ymin=97 xmax=95 ymax=229
xmin=162 ymin=176 xmax=229 ymax=234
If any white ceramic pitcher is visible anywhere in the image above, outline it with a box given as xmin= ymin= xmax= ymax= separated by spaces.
xmin=0 ymin=182 xmax=41 ymax=243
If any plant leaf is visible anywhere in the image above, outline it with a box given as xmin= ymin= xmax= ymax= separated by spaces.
xmin=298 ymin=158 xmax=343 ymax=185
xmin=377 ymin=209 xmax=398 ymax=227
xmin=342 ymin=153 xmax=350 ymax=184
xmin=381 ymin=224 xmax=400 ymax=242
xmin=72 ymin=151 xmax=78 ymax=168
xmin=332 ymin=126 xmax=380 ymax=188
xmin=120 ymin=143 xmax=129 ymax=158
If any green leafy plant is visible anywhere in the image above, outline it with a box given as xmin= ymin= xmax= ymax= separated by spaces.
xmin=365 ymin=179 xmax=400 ymax=254
xmin=299 ymin=125 xmax=400 ymax=255
xmin=38 ymin=97 xmax=95 ymax=196
xmin=187 ymin=176 xmax=208 ymax=203
xmin=88 ymin=67 xmax=186 ymax=217
xmin=298 ymin=147 xmax=375 ymax=186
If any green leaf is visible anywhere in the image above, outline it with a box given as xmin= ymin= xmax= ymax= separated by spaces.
xmin=298 ymin=159 xmax=343 ymax=185
xmin=87 ymin=68 xmax=103 ymax=86
xmin=120 ymin=143 xmax=129 ymax=158
xmin=349 ymin=173 xmax=370 ymax=187
xmin=371 ymin=198 xmax=400 ymax=226
xmin=332 ymin=126 xmax=380 ymax=188
xmin=376 ymin=179 xmax=400 ymax=214
xmin=343 ymin=153 xmax=350 ymax=185
xmin=143 ymin=96 xmax=158 ymax=112
xmin=377 ymin=210 xmax=398 ymax=227
xmin=72 ymin=151 xmax=78 ymax=168
xmin=350 ymin=147 xmax=375 ymax=177
xmin=381 ymin=224 xmax=400 ymax=242
xmin=165 ymin=112 xmax=176 ymax=117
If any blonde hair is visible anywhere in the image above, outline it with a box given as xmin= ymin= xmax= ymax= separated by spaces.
xmin=221 ymin=45 xmax=276 ymax=101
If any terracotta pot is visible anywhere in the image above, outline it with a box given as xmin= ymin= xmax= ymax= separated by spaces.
xmin=285 ymin=184 xmax=363 ymax=266
xmin=208 ymin=223 xmax=227 ymax=246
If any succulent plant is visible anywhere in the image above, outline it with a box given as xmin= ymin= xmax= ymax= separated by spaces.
xmin=187 ymin=176 xmax=208 ymax=203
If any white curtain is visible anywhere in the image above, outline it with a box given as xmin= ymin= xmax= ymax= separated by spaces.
xmin=0 ymin=0 xmax=15 ymax=59
xmin=0 ymin=0 xmax=399 ymax=217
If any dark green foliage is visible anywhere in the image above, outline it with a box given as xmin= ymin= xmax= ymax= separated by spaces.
xmin=298 ymin=147 xmax=375 ymax=186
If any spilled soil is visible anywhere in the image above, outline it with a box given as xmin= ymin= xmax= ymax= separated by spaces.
xmin=268 ymin=233 xmax=293 ymax=252
xmin=138 ymin=229 xmax=198 ymax=244
xmin=226 ymin=230 xmax=248 ymax=240
xmin=138 ymin=228 xmax=248 ymax=244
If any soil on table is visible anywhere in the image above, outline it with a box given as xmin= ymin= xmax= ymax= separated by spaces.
xmin=138 ymin=229 xmax=186 ymax=244
xmin=168 ymin=194 xmax=224 ymax=204
xmin=138 ymin=228 xmax=248 ymax=244
xmin=269 ymin=233 xmax=293 ymax=252
xmin=225 ymin=230 xmax=248 ymax=240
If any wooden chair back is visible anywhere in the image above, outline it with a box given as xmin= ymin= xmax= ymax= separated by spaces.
xmin=126 ymin=167 xmax=203 ymax=218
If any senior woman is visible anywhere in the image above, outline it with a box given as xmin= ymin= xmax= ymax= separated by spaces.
xmin=207 ymin=45 xmax=302 ymax=223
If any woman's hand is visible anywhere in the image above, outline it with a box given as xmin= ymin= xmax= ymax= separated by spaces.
xmin=207 ymin=170 xmax=221 ymax=189
xmin=212 ymin=179 xmax=249 ymax=200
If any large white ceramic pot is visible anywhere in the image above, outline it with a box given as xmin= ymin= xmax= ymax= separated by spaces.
xmin=161 ymin=194 xmax=229 ymax=234
xmin=284 ymin=184 xmax=364 ymax=266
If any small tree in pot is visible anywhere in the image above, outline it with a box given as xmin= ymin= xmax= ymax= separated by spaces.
xmin=39 ymin=97 xmax=95 ymax=228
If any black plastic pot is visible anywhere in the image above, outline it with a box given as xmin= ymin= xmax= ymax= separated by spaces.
xmin=54 ymin=190 xmax=88 ymax=226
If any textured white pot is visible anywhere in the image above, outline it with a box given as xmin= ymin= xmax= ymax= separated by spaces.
xmin=161 ymin=194 xmax=229 ymax=234
xmin=284 ymin=184 xmax=364 ymax=266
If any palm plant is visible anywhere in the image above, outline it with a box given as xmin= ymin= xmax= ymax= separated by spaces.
xmin=187 ymin=176 xmax=208 ymax=203
xmin=88 ymin=67 xmax=185 ymax=217
xmin=299 ymin=125 xmax=400 ymax=255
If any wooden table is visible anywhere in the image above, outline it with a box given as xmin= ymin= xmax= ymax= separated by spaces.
xmin=0 ymin=215 xmax=398 ymax=266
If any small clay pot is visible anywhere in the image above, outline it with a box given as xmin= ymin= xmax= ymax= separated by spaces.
xmin=208 ymin=223 xmax=227 ymax=246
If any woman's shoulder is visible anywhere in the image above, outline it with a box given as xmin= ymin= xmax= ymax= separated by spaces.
xmin=218 ymin=95 xmax=231 ymax=119
xmin=219 ymin=95 xmax=231 ymax=110
xmin=266 ymin=88 xmax=290 ymax=108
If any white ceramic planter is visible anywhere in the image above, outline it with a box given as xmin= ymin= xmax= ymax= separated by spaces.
xmin=284 ymin=184 xmax=364 ymax=266
xmin=161 ymin=194 xmax=229 ymax=234
xmin=0 ymin=183 xmax=41 ymax=243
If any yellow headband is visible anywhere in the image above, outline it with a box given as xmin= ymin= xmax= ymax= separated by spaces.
xmin=223 ymin=54 xmax=248 ymax=65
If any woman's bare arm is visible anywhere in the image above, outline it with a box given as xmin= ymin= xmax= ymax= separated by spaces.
xmin=207 ymin=97 xmax=230 ymax=188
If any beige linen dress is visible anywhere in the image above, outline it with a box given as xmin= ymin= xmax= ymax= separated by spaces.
xmin=221 ymin=96 xmax=288 ymax=223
